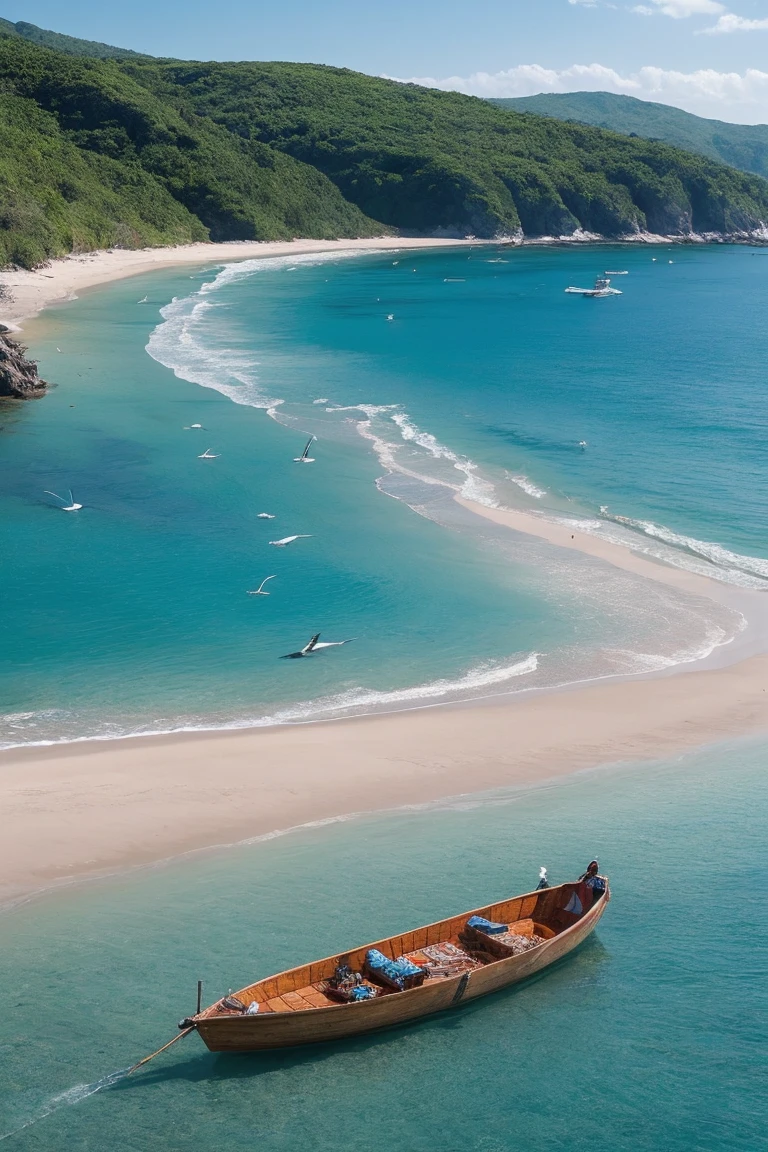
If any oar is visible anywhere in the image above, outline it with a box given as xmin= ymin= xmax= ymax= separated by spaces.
xmin=125 ymin=1026 xmax=194 ymax=1077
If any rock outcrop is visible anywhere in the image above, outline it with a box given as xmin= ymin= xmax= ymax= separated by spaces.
xmin=0 ymin=332 xmax=47 ymax=398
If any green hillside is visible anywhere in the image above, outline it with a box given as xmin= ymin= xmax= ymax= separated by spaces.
xmin=492 ymin=92 xmax=768 ymax=181
xmin=127 ymin=61 xmax=768 ymax=240
xmin=0 ymin=38 xmax=382 ymax=266
xmin=0 ymin=16 xmax=142 ymax=59
xmin=1 ymin=26 xmax=768 ymax=269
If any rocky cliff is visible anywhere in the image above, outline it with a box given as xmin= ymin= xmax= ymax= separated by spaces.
xmin=0 ymin=332 xmax=47 ymax=398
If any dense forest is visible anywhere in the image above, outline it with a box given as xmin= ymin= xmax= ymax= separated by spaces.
xmin=494 ymin=92 xmax=768 ymax=182
xmin=1 ymin=20 xmax=768 ymax=268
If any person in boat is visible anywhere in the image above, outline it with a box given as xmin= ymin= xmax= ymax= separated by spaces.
xmin=579 ymin=860 xmax=607 ymax=903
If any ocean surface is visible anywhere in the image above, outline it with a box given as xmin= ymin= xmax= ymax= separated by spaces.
xmin=1 ymin=736 xmax=766 ymax=1151
xmin=1 ymin=243 xmax=767 ymax=743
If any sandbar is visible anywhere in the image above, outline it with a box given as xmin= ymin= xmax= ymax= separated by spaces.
xmin=2 ymin=653 xmax=768 ymax=907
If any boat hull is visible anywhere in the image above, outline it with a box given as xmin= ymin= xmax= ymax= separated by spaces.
xmin=193 ymin=886 xmax=608 ymax=1052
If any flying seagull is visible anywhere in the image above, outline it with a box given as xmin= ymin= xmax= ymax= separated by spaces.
xmin=269 ymin=534 xmax=312 ymax=547
xmin=184 ymin=423 xmax=204 ymax=429
xmin=578 ymin=440 xmax=588 ymax=450
xmin=257 ymin=512 xmax=275 ymax=519
xmin=198 ymin=448 xmax=219 ymax=459
xmin=281 ymin=632 xmax=356 ymax=658
xmin=386 ymin=314 xmax=394 ymax=321
xmin=247 ymin=576 xmax=277 ymax=596
xmin=294 ymin=436 xmax=316 ymax=463
xmin=138 ymin=296 xmax=148 ymax=304
xmin=45 ymin=489 xmax=82 ymax=511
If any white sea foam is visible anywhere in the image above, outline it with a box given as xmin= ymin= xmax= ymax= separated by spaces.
xmin=505 ymin=471 xmax=547 ymax=499
xmin=555 ymin=517 xmax=603 ymax=530
xmin=337 ymin=405 xmax=500 ymax=507
xmin=146 ymin=250 xmax=370 ymax=409
xmin=613 ymin=515 xmax=768 ymax=583
xmin=558 ymin=511 xmax=768 ymax=590
xmin=146 ymin=294 xmax=278 ymax=410
xmin=608 ymin=618 xmax=735 ymax=675
xmin=250 ymin=652 xmax=540 ymax=723
xmin=0 ymin=655 xmax=540 ymax=750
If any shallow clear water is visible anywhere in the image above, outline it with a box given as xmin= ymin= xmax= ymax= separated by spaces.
xmin=2 ymin=737 xmax=766 ymax=1150
xmin=2 ymin=244 xmax=765 ymax=745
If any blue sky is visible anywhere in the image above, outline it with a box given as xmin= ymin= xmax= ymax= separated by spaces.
xmin=7 ymin=0 xmax=768 ymax=120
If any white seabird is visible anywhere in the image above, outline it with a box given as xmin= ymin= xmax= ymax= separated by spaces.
xmin=294 ymin=436 xmax=316 ymax=463
xmin=184 ymin=423 xmax=204 ymax=429
xmin=198 ymin=448 xmax=220 ymax=459
xmin=579 ymin=440 xmax=588 ymax=450
xmin=138 ymin=296 xmax=148 ymax=303
xmin=247 ymin=576 xmax=277 ymax=596
xmin=257 ymin=512 xmax=276 ymax=519
xmin=281 ymin=632 xmax=356 ymax=658
xmin=386 ymin=314 xmax=394 ymax=321
xmin=45 ymin=489 xmax=82 ymax=511
xmin=269 ymin=534 xmax=313 ymax=547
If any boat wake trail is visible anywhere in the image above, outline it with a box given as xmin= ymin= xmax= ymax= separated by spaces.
xmin=0 ymin=1068 xmax=130 ymax=1142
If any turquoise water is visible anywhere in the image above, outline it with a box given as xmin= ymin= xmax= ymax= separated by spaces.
xmin=2 ymin=243 xmax=765 ymax=745
xmin=2 ymin=737 xmax=767 ymax=1150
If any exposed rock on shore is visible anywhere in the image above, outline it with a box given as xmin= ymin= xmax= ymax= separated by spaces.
xmin=0 ymin=333 xmax=47 ymax=398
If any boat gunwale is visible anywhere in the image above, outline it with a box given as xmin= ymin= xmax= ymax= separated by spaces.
xmin=196 ymin=882 xmax=608 ymax=1023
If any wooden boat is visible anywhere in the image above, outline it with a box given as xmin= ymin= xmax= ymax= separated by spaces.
xmin=182 ymin=878 xmax=609 ymax=1051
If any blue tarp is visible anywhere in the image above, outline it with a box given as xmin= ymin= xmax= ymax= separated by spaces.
xmin=365 ymin=949 xmax=423 ymax=988
xmin=466 ymin=915 xmax=509 ymax=935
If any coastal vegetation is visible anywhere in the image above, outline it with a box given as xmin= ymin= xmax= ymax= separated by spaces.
xmin=493 ymin=92 xmax=768 ymax=182
xmin=1 ymin=25 xmax=768 ymax=267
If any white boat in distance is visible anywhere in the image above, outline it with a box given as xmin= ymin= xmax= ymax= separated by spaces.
xmin=565 ymin=276 xmax=622 ymax=298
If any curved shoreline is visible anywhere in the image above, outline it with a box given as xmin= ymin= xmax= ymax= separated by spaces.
xmin=3 ymin=238 xmax=768 ymax=908
xmin=0 ymin=237 xmax=476 ymax=330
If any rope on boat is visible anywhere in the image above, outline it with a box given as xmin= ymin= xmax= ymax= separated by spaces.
xmin=125 ymin=1027 xmax=194 ymax=1076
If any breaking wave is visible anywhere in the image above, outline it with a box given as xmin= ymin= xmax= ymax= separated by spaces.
xmin=252 ymin=652 xmax=540 ymax=722
xmin=607 ymin=514 xmax=768 ymax=586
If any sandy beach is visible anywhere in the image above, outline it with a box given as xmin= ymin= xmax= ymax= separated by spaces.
xmin=2 ymin=653 xmax=767 ymax=907
xmin=0 ymin=236 xmax=473 ymax=330
xmin=3 ymin=238 xmax=768 ymax=910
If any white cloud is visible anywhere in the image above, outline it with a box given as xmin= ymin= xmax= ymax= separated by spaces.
xmin=389 ymin=63 xmax=768 ymax=122
xmin=702 ymin=13 xmax=768 ymax=31
xmin=629 ymin=0 xmax=726 ymax=14
xmin=645 ymin=0 xmax=725 ymax=14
